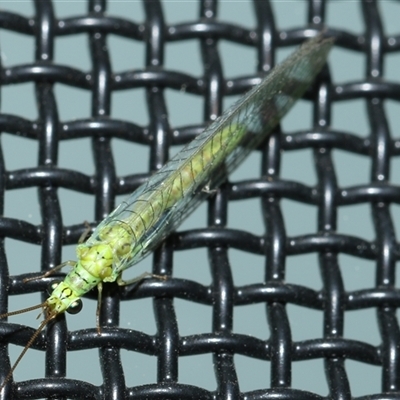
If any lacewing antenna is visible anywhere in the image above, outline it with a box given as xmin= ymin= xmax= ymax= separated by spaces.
xmin=0 ymin=303 xmax=55 ymax=392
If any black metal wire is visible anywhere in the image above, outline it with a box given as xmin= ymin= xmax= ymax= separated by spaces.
xmin=0 ymin=0 xmax=399 ymax=399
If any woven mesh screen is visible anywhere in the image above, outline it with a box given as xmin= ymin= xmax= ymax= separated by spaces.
xmin=0 ymin=0 xmax=399 ymax=399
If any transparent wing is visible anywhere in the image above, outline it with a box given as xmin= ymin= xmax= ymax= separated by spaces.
xmin=87 ymin=34 xmax=334 ymax=271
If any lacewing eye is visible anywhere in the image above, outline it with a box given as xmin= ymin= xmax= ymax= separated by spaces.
xmin=47 ymin=281 xmax=61 ymax=296
xmin=66 ymin=299 xmax=83 ymax=315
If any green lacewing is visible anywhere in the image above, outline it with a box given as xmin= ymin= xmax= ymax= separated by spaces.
xmin=0 ymin=34 xmax=333 ymax=390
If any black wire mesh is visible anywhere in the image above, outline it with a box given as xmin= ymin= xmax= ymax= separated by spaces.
xmin=0 ymin=0 xmax=399 ymax=399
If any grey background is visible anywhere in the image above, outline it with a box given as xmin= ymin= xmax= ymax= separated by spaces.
xmin=0 ymin=0 xmax=399 ymax=397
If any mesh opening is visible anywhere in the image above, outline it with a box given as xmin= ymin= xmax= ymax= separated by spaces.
xmin=0 ymin=1 xmax=399 ymax=399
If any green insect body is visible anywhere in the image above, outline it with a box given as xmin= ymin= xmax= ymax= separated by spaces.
xmin=0 ymin=34 xmax=333 ymax=391
xmin=43 ymin=34 xmax=334 ymax=317
xmin=45 ymin=123 xmax=247 ymax=315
